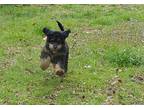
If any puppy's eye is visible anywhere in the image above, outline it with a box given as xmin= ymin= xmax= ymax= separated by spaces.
xmin=57 ymin=40 xmax=60 ymax=43
xmin=50 ymin=41 xmax=54 ymax=44
xmin=50 ymin=39 xmax=55 ymax=42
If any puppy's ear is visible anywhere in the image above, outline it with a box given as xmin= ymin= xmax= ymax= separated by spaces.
xmin=43 ymin=27 xmax=50 ymax=35
xmin=63 ymin=29 xmax=71 ymax=38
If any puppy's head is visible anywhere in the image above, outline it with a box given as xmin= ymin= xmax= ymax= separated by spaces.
xmin=43 ymin=27 xmax=71 ymax=52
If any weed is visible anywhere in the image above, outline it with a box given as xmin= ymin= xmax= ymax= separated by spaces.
xmin=106 ymin=47 xmax=144 ymax=67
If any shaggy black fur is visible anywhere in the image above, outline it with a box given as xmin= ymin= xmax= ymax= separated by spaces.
xmin=40 ymin=21 xmax=71 ymax=77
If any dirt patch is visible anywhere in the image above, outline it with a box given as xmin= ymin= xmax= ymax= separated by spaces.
xmin=104 ymin=76 xmax=122 ymax=104
xmin=131 ymin=74 xmax=144 ymax=84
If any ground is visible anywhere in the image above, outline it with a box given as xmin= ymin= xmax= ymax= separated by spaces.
xmin=0 ymin=5 xmax=144 ymax=104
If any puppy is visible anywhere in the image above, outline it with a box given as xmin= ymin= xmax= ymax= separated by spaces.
xmin=40 ymin=21 xmax=71 ymax=77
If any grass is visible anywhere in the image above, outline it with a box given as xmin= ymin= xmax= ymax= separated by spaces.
xmin=105 ymin=47 xmax=144 ymax=67
xmin=0 ymin=4 xmax=144 ymax=104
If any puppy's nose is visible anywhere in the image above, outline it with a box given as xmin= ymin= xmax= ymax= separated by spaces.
xmin=53 ymin=45 xmax=57 ymax=49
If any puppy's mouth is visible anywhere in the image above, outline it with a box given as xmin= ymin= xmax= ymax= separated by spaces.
xmin=49 ymin=44 xmax=62 ymax=52
xmin=51 ymin=48 xmax=58 ymax=52
xmin=50 ymin=48 xmax=60 ymax=54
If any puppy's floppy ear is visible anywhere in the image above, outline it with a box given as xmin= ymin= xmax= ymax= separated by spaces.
xmin=63 ymin=29 xmax=71 ymax=38
xmin=43 ymin=27 xmax=50 ymax=35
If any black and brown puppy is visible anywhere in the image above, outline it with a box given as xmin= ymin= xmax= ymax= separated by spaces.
xmin=40 ymin=21 xmax=71 ymax=77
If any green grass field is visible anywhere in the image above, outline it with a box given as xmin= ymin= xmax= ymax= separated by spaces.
xmin=0 ymin=5 xmax=144 ymax=104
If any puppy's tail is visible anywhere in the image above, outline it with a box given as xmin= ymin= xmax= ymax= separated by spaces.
xmin=56 ymin=20 xmax=65 ymax=31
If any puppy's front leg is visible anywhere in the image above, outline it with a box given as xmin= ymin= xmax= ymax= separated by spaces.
xmin=40 ymin=57 xmax=50 ymax=70
xmin=40 ymin=47 xmax=50 ymax=70
xmin=53 ymin=63 xmax=65 ymax=77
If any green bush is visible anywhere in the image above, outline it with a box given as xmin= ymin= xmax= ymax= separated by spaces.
xmin=106 ymin=47 xmax=144 ymax=67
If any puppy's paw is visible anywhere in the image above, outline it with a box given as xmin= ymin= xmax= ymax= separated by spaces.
xmin=56 ymin=70 xmax=65 ymax=77
xmin=40 ymin=65 xmax=48 ymax=71
xmin=40 ymin=58 xmax=50 ymax=70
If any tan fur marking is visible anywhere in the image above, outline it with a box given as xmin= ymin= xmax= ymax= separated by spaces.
xmin=40 ymin=57 xmax=50 ymax=70
xmin=53 ymin=64 xmax=64 ymax=76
